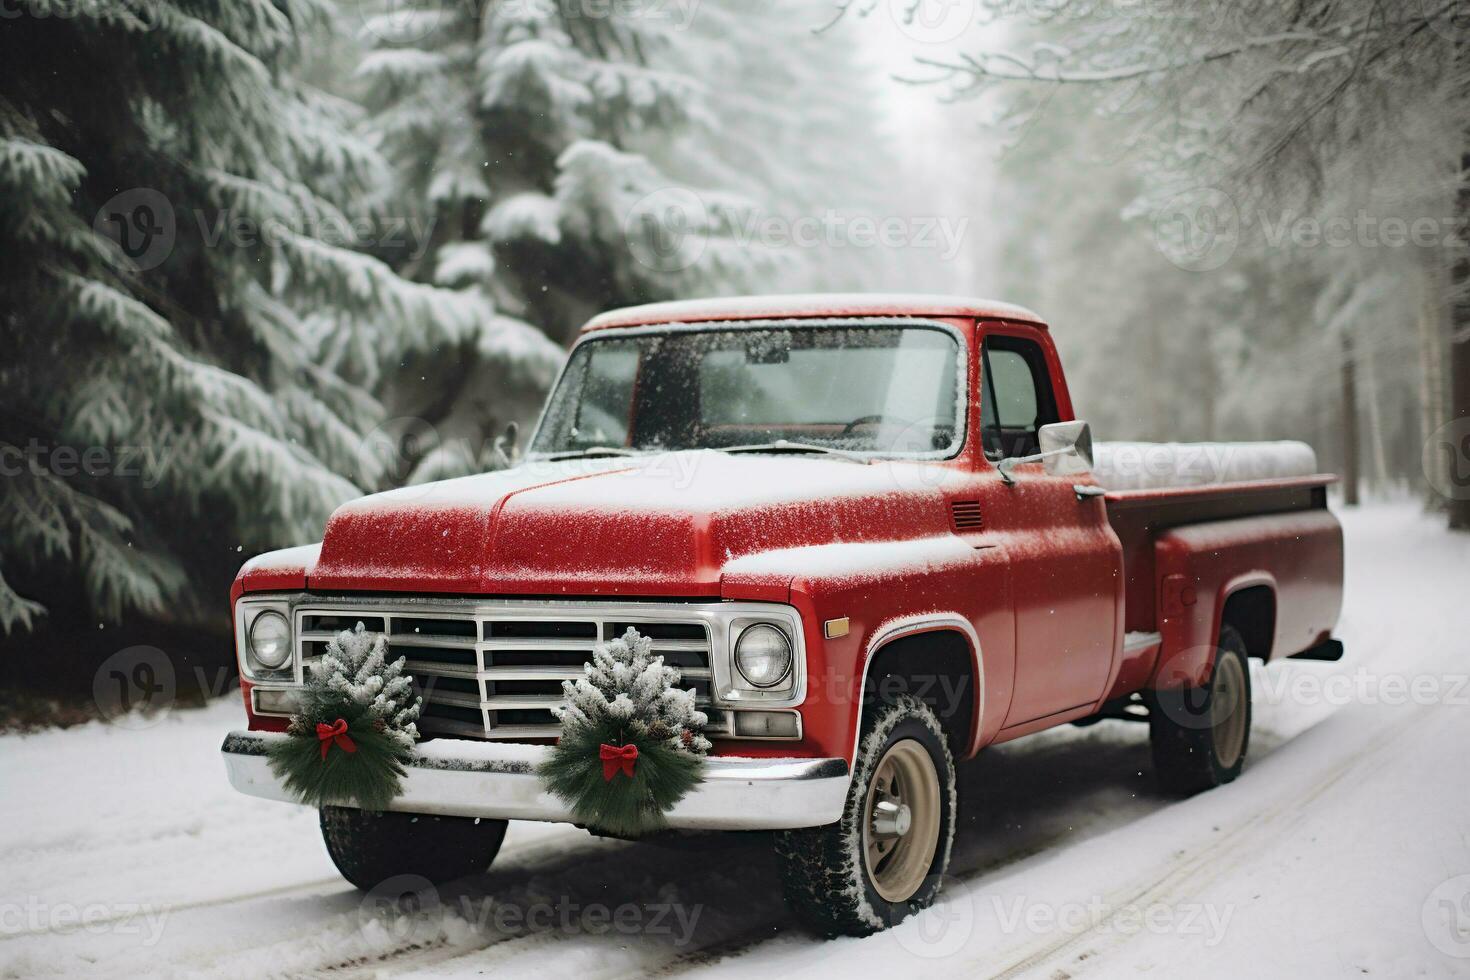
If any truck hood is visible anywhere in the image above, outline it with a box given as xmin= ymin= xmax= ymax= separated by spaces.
xmin=302 ymin=451 xmax=955 ymax=597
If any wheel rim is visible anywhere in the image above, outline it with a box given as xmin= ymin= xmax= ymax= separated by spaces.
xmin=862 ymin=738 xmax=941 ymax=903
xmin=1210 ymin=653 xmax=1248 ymax=769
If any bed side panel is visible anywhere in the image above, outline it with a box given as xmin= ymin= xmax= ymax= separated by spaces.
xmin=1148 ymin=509 xmax=1344 ymax=691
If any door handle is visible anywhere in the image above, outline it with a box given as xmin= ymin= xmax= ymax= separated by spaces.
xmin=1073 ymin=484 xmax=1107 ymax=501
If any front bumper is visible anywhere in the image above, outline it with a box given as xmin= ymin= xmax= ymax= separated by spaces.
xmin=221 ymin=731 xmax=850 ymax=831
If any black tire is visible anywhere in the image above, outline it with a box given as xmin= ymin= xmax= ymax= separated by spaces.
xmin=774 ymin=694 xmax=957 ymax=937
xmin=320 ymin=807 xmax=509 ymax=891
xmin=1148 ymin=624 xmax=1253 ymax=795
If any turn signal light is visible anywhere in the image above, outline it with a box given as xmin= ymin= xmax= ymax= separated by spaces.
xmin=732 ymin=710 xmax=800 ymax=739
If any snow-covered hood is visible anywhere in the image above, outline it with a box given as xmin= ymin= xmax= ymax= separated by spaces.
xmin=300 ymin=451 xmax=954 ymax=596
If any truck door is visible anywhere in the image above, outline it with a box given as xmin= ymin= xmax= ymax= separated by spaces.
xmin=979 ymin=330 xmax=1120 ymax=726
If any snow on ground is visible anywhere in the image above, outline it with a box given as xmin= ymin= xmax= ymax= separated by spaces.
xmin=2 ymin=501 xmax=1468 ymax=978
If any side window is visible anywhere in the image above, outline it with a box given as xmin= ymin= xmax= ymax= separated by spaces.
xmin=981 ymin=335 xmax=1059 ymax=460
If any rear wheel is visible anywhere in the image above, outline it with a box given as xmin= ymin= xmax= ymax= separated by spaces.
xmin=774 ymin=695 xmax=956 ymax=936
xmin=1148 ymin=624 xmax=1252 ymax=795
xmin=320 ymin=807 xmax=508 ymax=891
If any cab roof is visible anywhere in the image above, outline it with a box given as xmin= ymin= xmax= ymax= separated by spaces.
xmin=580 ymin=293 xmax=1047 ymax=333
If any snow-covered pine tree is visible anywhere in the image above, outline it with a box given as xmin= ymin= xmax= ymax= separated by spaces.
xmin=269 ymin=621 xmax=421 ymax=808
xmin=539 ymin=627 xmax=708 ymax=837
xmin=666 ymin=0 xmax=931 ymax=293
xmin=354 ymin=0 xmax=780 ymax=350
xmin=0 ymin=0 xmax=555 ymax=637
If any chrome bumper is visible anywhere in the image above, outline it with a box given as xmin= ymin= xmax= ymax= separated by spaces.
xmin=221 ymin=731 xmax=849 ymax=831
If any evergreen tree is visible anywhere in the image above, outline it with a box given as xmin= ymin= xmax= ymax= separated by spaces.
xmin=0 ymin=0 xmax=557 ymax=636
xmin=355 ymin=0 xmax=935 ymax=350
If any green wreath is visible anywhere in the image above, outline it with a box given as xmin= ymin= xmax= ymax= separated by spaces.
xmin=538 ymin=627 xmax=710 ymax=837
xmin=266 ymin=623 xmax=421 ymax=810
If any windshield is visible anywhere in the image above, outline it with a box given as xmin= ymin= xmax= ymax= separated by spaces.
xmin=531 ymin=323 xmax=963 ymax=457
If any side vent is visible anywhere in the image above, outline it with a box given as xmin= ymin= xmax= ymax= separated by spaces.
xmin=949 ymin=500 xmax=984 ymax=532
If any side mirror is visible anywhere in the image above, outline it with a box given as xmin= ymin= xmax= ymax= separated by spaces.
xmin=996 ymin=420 xmax=1094 ymax=484
xmin=1039 ymin=420 xmax=1093 ymax=476
xmin=492 ymin=420 xmax=520 ymax=469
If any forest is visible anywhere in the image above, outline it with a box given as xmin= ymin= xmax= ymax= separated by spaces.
xmin=1 ymin=0 xmax=1465 ymax=689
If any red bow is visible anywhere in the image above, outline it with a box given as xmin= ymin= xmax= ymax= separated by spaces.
xmin=599 ymin=742 xmax=639 ymax=781
xmin=316 ymin=718 xmax=357 ymax=760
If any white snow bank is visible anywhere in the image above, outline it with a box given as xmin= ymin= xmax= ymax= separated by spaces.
xmin=1092 ymin=440 xmax=1318 ymax=491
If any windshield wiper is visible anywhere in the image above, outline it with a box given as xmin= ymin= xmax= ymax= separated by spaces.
xmin=543 ymin=446 xmax=642 ymax=461
xmin=718 ymin=440 xmax=869 ymax=464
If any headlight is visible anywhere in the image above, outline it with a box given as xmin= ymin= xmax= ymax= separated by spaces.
xmin=248 ymin=611 xmax=292 ymax=670
xmin=734 ymin=624 xmax=792 ymax=688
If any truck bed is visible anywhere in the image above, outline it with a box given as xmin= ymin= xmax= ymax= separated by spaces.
xmin=1102 ymin=474 xmax=1344 ymax=697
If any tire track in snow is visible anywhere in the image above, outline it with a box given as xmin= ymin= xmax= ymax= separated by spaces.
xmin=978 ymin=697 xmax=1442 ymax=980
xmin=0 ymin=876 xmax=344 ymax=943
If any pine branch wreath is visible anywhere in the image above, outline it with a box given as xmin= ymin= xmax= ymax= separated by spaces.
xmin=538 ymin=627 xmax=710 ymax=837
xmin=267 ymin=622 xmax=421 ymax=810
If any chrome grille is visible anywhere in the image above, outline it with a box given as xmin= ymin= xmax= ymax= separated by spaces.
xmin=295 ymin=603 xmax=728 ymax=740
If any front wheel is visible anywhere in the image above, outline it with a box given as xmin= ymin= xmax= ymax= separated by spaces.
xmin=320 ymin=807 xmax=508 ymax=891
xmin=774 ymin=695 xmax=956 ymax=936
xmin=1148 ymin=624 xmax=1253 ymax=795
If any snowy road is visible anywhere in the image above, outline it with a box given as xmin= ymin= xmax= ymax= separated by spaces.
xmin=4 ymin=503 xmax=1469 ymax=978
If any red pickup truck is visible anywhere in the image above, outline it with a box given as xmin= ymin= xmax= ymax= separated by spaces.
xmin=222 ymin=295 xmax=1344 ymax=936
